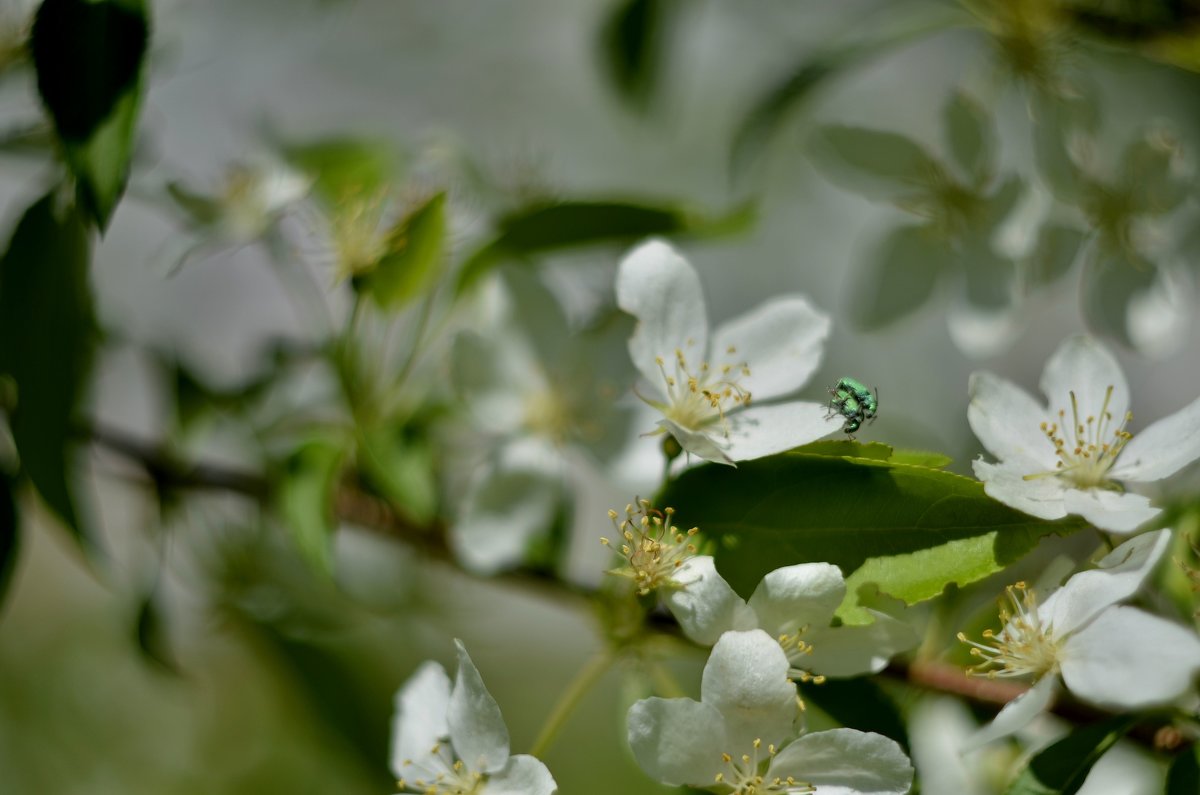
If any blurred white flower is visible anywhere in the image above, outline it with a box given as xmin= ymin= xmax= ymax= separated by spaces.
xmin=616 ymin=239 xmax=841 ymax=465
xmin=959 ymin=530 xmax=1200 ymax=748
xmin=969 ymin=334 xmax=1200 ymax=532
xmin=390 ymin=640 xmax=557 ymax=794
xmin=661 ymin=557 xmax=915 ymax=678
xmin=627 ymin=629 xmax=914 ymax=794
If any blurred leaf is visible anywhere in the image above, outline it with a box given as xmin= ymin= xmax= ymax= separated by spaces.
xmin=0 ymin=471 xmax=18 ymax=608
xmin=1166 ymin=744 xmax=1200 ymax=795
xmin=1028 ymin=223 xmax=1086 ymax=286
xmin=849 ymin=223 xmax=952 ymax=330
xmin=1081 ymin=247 xmax=1156 ymax=347
xmin=277 ymin=439 xmax=346 ymax=577
xmin=455 ymin=198 xmax=753 ymax=293
xmin=1121 ymin=131 xmax=1188 ymax=215
xmin=354 ymin=192 xmax=446 ymax=310
xmin=358 ymin=426 xmax=437 ymax=525
xmin=658 ymin=445 xmax=1084 ymax=625
xmin=943 ymin=90 xmax=994 ymax=185
xmin=810 ymin=126 xmax=943 ymax=201
xmin=1004 ymin=715 xmax=1135 ymax=795
xmin=135 ymin=588 xmax=178 ymax=673
xmin=165 ymin=181 xmax=222 ymax=227
xmin=283 ymin=136 xmax=401 ymax=206
xmin=801 ymin=677 xmax=909 ymax=750
xmin=30 ymin=0 xmax=149 ymax=228
xmin=0 ymin=191 xmax=95 ymax=545
xmin=1031 ymin=90 xmax=1098 ymax=204
xmin=599 ymin=0 xmax=669 ymax=109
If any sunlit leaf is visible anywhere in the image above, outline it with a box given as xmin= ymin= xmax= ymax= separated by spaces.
xmin=1003 ymin=715 xmax=1135 ymax=795
xmin=848 ymin=223 xmax=952 ymax=330
xmin=0 ymin=191 xmax=95 ymax=545
xmin=277 ymin=438 xmax=346 ymax=576
xmin=283 ymin=136 xmax=401 ymax=206
xmin=810 ymin=125 xmax=943 ymax=202
xmin=30 ymin=0 xmax=149 ymax=228
xmin=943 ymin=90 xmax=994 ymax=186
xmin=354 ymin=192 xmax=446 ymax=310
xmin=599 ymin=0 xmax=669 ymax=109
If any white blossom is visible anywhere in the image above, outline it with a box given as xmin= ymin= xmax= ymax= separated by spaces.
xmin=969 ymin=334 xmax=1200 ymax=532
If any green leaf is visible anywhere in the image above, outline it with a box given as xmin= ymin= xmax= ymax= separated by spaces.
xmin=658 ymin=448 xmax=1083 ymax=625
xmin=455 ymin=198 xmax=753 ymax=293
xmin=599 ymin=0 xmax=669 ymax=109
xmin=354 ymin=192 xmax=446 ymax=310
xmin=277 ymin=439 xmax=346 ymax=576
xmin=357 ymin=426 xmax=437 ymax=525
xmin=30 ymin=0 xmax=150 ymax=228
xmin=943 ymin=90 xmax=994 ymax=186
xmin=282 ymin=136 xmax=401 ymax=206
xmin=0 ymin=191 xmax=95 ymax=544
xmin=1121 ymin=131 xmax=1188 ymax=216
xmin=1166 ymin=744 xmax=1200 ymax=795
xmin=849 ymin=223 xmax=952 ymax=330
xmin=0 ymin=471 xmax=18 ymax=608
xmin=810 ymin=126 xmax=943 ymax=201
xmin=801 ymin=677 xmax=909 ymax=750
xmin=1027 ymin=223 xmax=1086 ymax=286
xmin=1004 ymin=715 xmax=1135 ymax=795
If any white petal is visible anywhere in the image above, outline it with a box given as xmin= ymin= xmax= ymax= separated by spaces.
xmin=484 ymin=755 xmax=558 ymax=795
xmin=1039 ymin=529 xmax=1171 ymax=635
xmin=663 ymin=556 xmax=755 ymax=645
xmin=1061 ymin=488 xmax=1159 ymax=534
xmin=967 ymin=372 xmax=1056 ymax=468
xmin=616 ymin=239 xmax=709 ymax=393
xmin=722 ymin=401 xmax=843 ymax=462
xmin=746 ymin=563 xmax=845 ymax=636
xmin=451 ymin=331 xmax=544 ymax=436
xmin=805 ymin=611 xmax=918 ymax=677
xmin=658 ymin=418 xmax=734 ymax=466
xmin=626 ymin=697 xmax=727 ymax=786
xmin=961 ymin=675 xmax=1059 ymax=751
xmin=1061 ymin=606 xmax=1200 ymax=708
xmin=390 ymin=661 xmax=452 ymax=780
xmin=448 ymin=641 xmax=511 ymax=774
xmin=701 ymin=630 xmax=799 ymax=751
xmin=947 ymin=299 xmax=1023 ymax=359
xmin=1038 ymin=335 xmax=1130 ymax=427
xmin=972 ymin=459 xmax=1069 ymax=521
xmin=710 ymin=295 xmax=830 ymax=402
xmin=1110 ymin=392 xmax=1200 ymax=483
xmin=1126 ymin=265 xmax=1191 ymax=359
xmin=768 ymin=728 xmax=914 ymax=795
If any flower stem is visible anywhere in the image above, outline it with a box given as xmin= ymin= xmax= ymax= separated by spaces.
xmin=529 ymin=650 xmax=615 ymax=758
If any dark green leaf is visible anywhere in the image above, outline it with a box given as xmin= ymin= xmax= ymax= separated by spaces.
xmin=944 ymin=90 xmax=994 ymax=185
xmin=810 ymin=126 xmax=943 ymax=201
xmin=135 ymin=589 xmax=178 ymax=673
xmin=849 ymin=224 xmax=951 ymax=330
xmin=1004 ymin=715 xmax=1135 ymax=795
xmin=1028 ymin=223 xmax=1086 ymax=286
xmin=658 ymin=447 xmax=1083 ymax=624
xmin=801 ymin=677 xmax=909 ymax=750
xmin=455 ymin=199 xmax=753 ymax=293
xmin=1166 ymin=744 xmax=1200 ymax=795
xmin=31 ymin=0 xmax=150 ymax=228
xmin=0 ymin=191 xmax=95 ymax=544
xmin=0 ymin=471 xmax=18 ymax=608
xmin=354 ymin=192 xmax=446 ymax=310
xmin=277 ymin=439 xmax=346 ymax=576
xmin=599 ymin=0 xmax=669 ymax=109
xmin=283 ymin=136 xmax=401 ymax=206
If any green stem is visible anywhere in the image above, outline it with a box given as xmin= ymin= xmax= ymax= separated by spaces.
xmin=529 ymin=650 xmax=614 ymax=758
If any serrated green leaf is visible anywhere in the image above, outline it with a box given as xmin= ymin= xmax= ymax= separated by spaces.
xmin=455 ymin=199 xmax=753 ymax=293
xmin=0 ymin=191 xmax=95 ymax=545
xmin=1166 ymin=744 xmax=1200 ymax=795
xmin=283 ymin=136 xmax=401 ymax=206
xmin=277 ymin=439 xmax=346 ymax=576
xmin=1004 ymin=715 xmax=1135 ymax=795
xmin=0 ymin=471 xmax=18 ymax=609
xmin=944 ymin=90 xmax=994 ymax=185
xmin=810 ymin=126 xmax=943 ymax=201
xmin=599 ymin=0 xmax=669 ymax=109
xmin=355 ymin=192 xmax=446 ymax=310
xmin=849 ymin=223 xmax=952 ymax=330
xmin=658 ymin=451 xmax=1083 ymax=625
xmin=357 ymin=427 xmax=437 ymax=525
xmin=30 ymin=0 xmax=149 ymax=228
xmin=801 ymin=677 xmax=909 ymax=750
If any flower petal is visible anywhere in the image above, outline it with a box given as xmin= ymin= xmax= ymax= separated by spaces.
xmin=805 ymin=611 xmax=918 ymax=678
xmin=710 ymin=295 xmax=830 ymax=402
xmin=390 ymin=661 xmax=452 ymax=780
xmin=746 ymin=563 xmax=845 ymax=636
xmin=768 ymin=728 xmax=914 ymax=795
xmin=701 ymin=629 xmax=799 ymax=751
xmin=1038 ymin=335 xmax=1130 ymax=427
xmin=947 ymin=297 xmax=1024 ymax=359
xmin=616 ymin=239 xmax=709 ymax=394
xmin=961 ymin=674 xmax=1059 ymax=751
xmin=1060 ymin=487 xmax=1159 ymax=534
xmin=663 ymin=556 xmax=756 ymax=645
xmin=448 ymin=640 xmax=511 ymax=774
xmin=626 ymin=697 xmax=727 ymax=787
xmin=967 ymin=372 xmax=1056 ymax=468
xmin=484 ymin=755 xmax=558 ymax=795
xmin=452 ymin=331 xmax=544 ymax=436
xmin=1039 ymin=529 xmax=1171 ymax=635
xmin=1061 ymin=606 xmax=1200 ymax=708
xmin=1110 ymin=392 xmax=1200 ymax=483
xmin=658 ymin=418 xmax=734 ymax=466
xmin=722 ymin=401 xmax=842 ymax=462
xmin=972 ymin=459 xmax=1069 ymax=521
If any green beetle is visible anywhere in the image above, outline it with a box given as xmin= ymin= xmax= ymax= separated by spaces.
xmin=827 ymin=377 xmax=877 ymax=437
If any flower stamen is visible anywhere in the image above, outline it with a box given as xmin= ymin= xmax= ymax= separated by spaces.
xmin=601 ymin=500 xmax=699 ymax=595
xmin=1023 ymin=385 xmax=1134 ymax=488
xmin=958 ymin=582 xmax=1061 ymax=680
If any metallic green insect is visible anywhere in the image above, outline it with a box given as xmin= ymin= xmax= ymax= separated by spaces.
xmin=827 ymin=377 xmax=878 ymax=437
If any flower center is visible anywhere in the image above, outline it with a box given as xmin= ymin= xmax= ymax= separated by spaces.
xmin=776 ymin=629 xmax=826 ymax=685
xmin=1025 ymin=385 xmax=1134 ymax=489
xmin=958 ymin=582 xmax=1062 ymax=679
xmin=713 ymin=738 xmax=815 ymax=794
xmin=601 ymin=500 xmax=699 ymax=595
xmin=652 ymin=343 xmax=751 ymax=436
xmin=394 ymin=741 xmax=484 ymax=795
xmin=524 ymin=387 xmax=575 ymax=443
